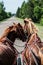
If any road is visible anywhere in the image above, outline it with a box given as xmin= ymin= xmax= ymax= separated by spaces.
xmin=0 ymin=17 xmax=25 ymax=52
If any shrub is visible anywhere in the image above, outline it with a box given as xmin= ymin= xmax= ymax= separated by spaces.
xmin=0 ymin=15 xmax=3 ymax=21
xmin=40 ymin=17 xmax=43 ymax=25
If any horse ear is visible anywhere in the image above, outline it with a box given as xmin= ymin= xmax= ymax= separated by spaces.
xmin=18 ymin=23 xmax=23 ymax=28
xmin=13 ymin=22 xmax=16 ymax=25
xmin=9 ymin=26 xmax=13 ymax=29
xmin=5 ymin=26 xmax=14 ymax=34
xmin=18 ymin=23 xmax=21 ymax=26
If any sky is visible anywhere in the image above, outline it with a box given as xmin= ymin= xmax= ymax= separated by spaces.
xmin=0 ymin=0 xmax=27 ymax=14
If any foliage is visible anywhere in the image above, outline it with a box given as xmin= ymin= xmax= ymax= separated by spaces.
xmin=0 ymin=2 xmax=12 ymax=21
xmin=7 ymin=12 xmax=12 ymax=18
xmin=16 ymin=0 xmax=43 ymax=23
xmin=40 ymin=16 xmax=43 ymax=25
xmin=33 ymin=6 xmax=41 ymax=22
xmin=16 ymin=7 xmax=21 ymax=17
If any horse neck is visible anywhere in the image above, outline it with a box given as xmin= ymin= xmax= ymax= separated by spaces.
xmin=28 ymin=33 xmax=41 ymax=44
xmin=0 ymin=36 xmax=6 ymax=44
xmin=35 ymin=34 xmax=43 ymax=48
xmin=36 ymin=34 xmax=41 ymax=43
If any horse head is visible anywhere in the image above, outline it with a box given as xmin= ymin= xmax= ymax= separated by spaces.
xmin=0 ymin=23 xmax=27 ymax=45
xmin=16 ymin=23 xmax=27 ymax=42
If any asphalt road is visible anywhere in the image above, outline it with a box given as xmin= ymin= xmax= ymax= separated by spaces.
xmin=0 ymin=17 xmax=25 ymax=52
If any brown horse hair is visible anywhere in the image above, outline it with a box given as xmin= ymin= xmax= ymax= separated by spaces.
xmin=0 ymin=44 xmax=15 ymax=65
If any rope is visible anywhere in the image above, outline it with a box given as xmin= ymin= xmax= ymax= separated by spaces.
xmin=6 ymin=37 xmax=25 ymax=47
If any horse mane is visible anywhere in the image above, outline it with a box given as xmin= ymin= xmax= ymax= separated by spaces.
xmin=17 ymin=23 xmax=23 ymax=28
xmin=0 ymin=23 xmax=17 ymax=43
xmin=27 ymin=33 xmax=42 ymax=45
xmin=0 ymin=25 xmax=14 ymax=40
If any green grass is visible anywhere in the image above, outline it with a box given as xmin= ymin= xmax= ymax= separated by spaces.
xmin=15 ymin=17 xmax=23 ymax=21
xmin=15 ymin=17 xmax=24 ymax=24
xmin=0 ymin=18 xmax=10 ymax=23
xmin=35 ymin=23 xmax=43 ymax=41
xmin=0 ymin=20 xmax=6 ymax=23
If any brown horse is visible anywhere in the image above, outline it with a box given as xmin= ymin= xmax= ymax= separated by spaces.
xmin=24 ymin=18 xmax=38 ymax=36
xmin=0 ymin=44 xmax=15 ymax=65
xmin=0 ymin=23 xmax=27 ymax=65
xmin=23 ymin=18 xmax=43 ymax=65
xmin=0 ymin=23 xmax=27 ymax=43
xmin=39 ymin=47 xmax=43 ymax=65
xmin=22 ymin=33 xmax=43 ymax=65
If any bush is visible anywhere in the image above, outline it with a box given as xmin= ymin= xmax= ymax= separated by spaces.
xmin=40 ymin=17 xmax=43 ymax=25
xmin=7 ymin=12 xmax=12 ymax=18
xmin=0 ymin=2 xmax=12 ymax=21
xmin=0 ymin=15 xmax=3 ymax=21
xmin=34 ymin=6 xmax=41 ymax=22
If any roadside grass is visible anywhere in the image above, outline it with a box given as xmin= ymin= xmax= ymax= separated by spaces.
xmin=15 ymin=17 xmax=23 ymax=21
xmin=15 ymin=17 xmax=24 ymax=24
xmin=36 ymin=23 xmax=43 ymax=41
xmin=0 ymin=19 xmax=7 ymax=23
xmin=0 ymin=18 xmax=10 ymax=23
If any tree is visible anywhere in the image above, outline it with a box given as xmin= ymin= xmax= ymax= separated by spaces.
xmin=0 ymin=1 xmax=12 ymax=21
xmin=16 ymin=0 xmax=43 ymax=23
xmin=33 ymin=6 xmax=41 ymax=22
xmin=16 ymin=7 xmax=21 ymax=17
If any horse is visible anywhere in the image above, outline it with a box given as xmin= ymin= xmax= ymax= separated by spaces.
xmin=39 ymin=47 xmax=43 ymax=65
xmin=23 ymin=18 xmax=43 ymax=65
xmin=0 ymin=23 xmax=27 ymax=43
xmin=0 ymin=23 xmax=27 ymax=65
xmin=22 ymin=33 xmax=43 ymax=65
xmin=0 ymin=44 xmax=15 ymax=65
